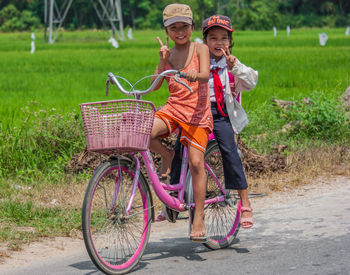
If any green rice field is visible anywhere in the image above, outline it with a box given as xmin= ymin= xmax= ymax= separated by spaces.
xmin=0 ymin=28 xmax=349 ymax=128
xmin=0 ymin=28 xmax=349 ymax=181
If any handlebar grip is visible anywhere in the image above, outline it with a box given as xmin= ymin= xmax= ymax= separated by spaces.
xmin=178 ymin=72 xmax=187 ymax=79
xmin=108 ymin=72 xmax=118 ymax=84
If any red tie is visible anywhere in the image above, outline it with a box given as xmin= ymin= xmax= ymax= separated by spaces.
xmin=211 ymin=68 xmax=228 ymax=117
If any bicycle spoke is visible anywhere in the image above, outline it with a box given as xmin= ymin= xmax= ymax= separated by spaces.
xmin=82 ymin=159 xmax=152 ymax=273
xmin=202 ymin=142 xmax=241 ymax=249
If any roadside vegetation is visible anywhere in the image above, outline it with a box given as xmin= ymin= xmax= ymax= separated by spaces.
xmin=0 ymin=28 xmax=349 ymax=250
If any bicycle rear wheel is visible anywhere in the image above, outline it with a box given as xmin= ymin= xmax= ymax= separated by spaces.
xmin=82 ymin=158 xmax=152 ymax=274
xmin=203 ymin=140 xmax=241 ymax=250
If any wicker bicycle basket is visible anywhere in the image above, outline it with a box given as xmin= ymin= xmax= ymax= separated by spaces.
xmin=80 ymin=99 xmax=156 ymax=153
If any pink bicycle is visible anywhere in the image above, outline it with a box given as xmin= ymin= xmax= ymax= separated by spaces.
xmin=80 ymin=70 xmax=242 ymax=274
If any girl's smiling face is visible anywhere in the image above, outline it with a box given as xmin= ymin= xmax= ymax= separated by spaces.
xmin=166 ymin=22 xmax=193 ymax=45
xmin=204 ymin=27 xmax=231 ymax=61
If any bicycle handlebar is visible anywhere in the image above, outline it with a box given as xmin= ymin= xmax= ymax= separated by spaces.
xmin=106 ymin=70 xmax=193 ymax=98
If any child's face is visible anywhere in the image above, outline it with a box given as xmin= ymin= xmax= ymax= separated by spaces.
xmin=166 ymin=22 xmax=193 ymax=45
xmin=204 ymin=27 xmax=231 ymax=61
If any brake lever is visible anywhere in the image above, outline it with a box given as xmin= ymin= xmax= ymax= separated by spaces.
xmin=174 ymin=73 xmax=193 ymax=93
xmin=105 ymin=78 xmax=110 ymax=96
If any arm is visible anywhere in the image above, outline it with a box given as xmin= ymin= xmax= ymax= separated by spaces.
xmin=196 ymin=43 xmax=210 ymax=83
xmin=151 ymin=37 xmax=170 ymax=90
xmin=230 ymin=58 xmax=258 ymax=93
xmin=186 ymin=43 xmax=209 ymax=83
xmin=151 ymin=59 xmax=166 ymax=91
xmin=221 ymin=47 xmax=258 ymax=93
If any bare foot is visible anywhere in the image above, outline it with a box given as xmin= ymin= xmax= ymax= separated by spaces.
xmin=190 ymin=212 xmax=205 ymax=238
xmin=160 ymin=150 xmax=175 ymax=178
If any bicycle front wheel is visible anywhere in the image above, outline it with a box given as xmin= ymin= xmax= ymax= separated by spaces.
xmin=82 ymin=158 xmax=152 ymax=274
xmin=203 ymin=141 xmax=241 ymax=250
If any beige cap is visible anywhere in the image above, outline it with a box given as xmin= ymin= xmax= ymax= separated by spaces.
xmin=163 ymin=4 xmax=193 ymax=27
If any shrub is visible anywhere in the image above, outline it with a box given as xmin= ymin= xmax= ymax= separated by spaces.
xmin=233 ymin=0 xmax=281 ymax=30
xmin=20 ymin=10 xmax=40 ymax=30
xmin=243 ymin=92 xmax=350 ymax=153
xmin=0 ymin=4 xmax=20 ymax=25
xmin=0 ymin=102 xmax=85 ymax=181
xmin=282 ymin=94 xmax=349 ymax=142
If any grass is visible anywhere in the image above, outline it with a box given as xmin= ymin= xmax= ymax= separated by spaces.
xmin=0 ymin=28 xmax=349 ymax=127
xmin=0 ymin=176 xmax=87 ymax=250
xmin=0 ymin=28 xmax=349 ymax=250
xmin=0 ymin=200 xmax=81 ymax=250
xmin=0 ymin=30 xmax=170 ymax=128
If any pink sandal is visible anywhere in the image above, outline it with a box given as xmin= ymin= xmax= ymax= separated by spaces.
xmin=240 ymin=206 xmax=254 ymax=229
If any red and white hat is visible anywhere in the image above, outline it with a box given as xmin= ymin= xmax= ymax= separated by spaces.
xmin=202 ymin=15 xmax=234 ymax=33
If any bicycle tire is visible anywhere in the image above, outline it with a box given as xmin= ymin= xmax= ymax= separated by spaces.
xmin=202 ymin=140 xmax=241 ymax=250
xmin=82 ymin=158 xmax=152 ymax=274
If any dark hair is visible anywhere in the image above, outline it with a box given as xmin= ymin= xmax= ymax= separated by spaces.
xmin=203 ymin=27 xmax=234 ymax=49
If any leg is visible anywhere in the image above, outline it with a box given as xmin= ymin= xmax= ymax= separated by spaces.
xmin=213 ymin=119 xmax=247 ymax=190
xmin=212 ymin=105 xmax=253 ymax=228
xmin=149 ymin=117 xmax=174 ymax=178
xmin=169 ymin=133 xmax=182 ymax=185
xmin=202 ymin=141 xmax=241 ymax=249
xmin=156 ymin=132 xmax=182 ymax=222
xmin=188 ymin=145 xmax=206 ymax=238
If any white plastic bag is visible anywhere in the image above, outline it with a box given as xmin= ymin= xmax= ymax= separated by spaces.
xmin=108 ymin=37 xmax=119 ymax=48
xmin=194 ymin=37 xmax=203 ymax=44
xmin=30 ymin=41 xmax=35 ymax=54
xmin=128 ymin=28 xmax=133 ymax=40
xmin=319 ymin=32 xmax=328 ymax=46
xmin=30 ymin=32 xmax=36 ymax=54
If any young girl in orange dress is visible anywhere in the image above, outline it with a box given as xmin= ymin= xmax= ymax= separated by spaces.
xmin=149 ymin=3 xmax=212 ymax=241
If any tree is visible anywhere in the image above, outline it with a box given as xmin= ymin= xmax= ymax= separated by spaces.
xmin=0 ymin=4 xmax=40 ymax=31
xmin=1 ymin=0 xmax=349 ymax=31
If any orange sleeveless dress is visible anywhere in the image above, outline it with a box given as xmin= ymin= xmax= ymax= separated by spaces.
xmin=158 ymin=43 xmax=213 ymax=132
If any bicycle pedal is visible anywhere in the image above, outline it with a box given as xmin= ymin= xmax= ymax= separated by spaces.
xmin=225 ymin=191 xmax=238 ymax=207
xmin=226 ymin=198 xmax=237 ymax=207
xmin=157 ymin=173 xmax=170 ymax=183
xmin=162 ymin=204 xmax=179 ymax=223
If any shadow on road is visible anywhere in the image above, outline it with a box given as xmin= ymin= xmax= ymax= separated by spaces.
xmin=69 ymin=260 xmax=100 ymax=274
xmin=69 ymin=236 xmax=249 ymax=274
xmin=132 ymin=237 xmax=249 ymax=273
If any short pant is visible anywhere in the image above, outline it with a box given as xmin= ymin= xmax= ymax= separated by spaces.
xmin=155 ymin=111 xmax=209 ymax=153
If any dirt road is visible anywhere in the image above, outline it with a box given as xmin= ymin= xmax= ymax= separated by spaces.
xmin=0 ymin=175 xmax=349 ymax=274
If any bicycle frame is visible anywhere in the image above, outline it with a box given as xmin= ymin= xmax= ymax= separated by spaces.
xmin=116 ymin=145 xmax=227 ymax=215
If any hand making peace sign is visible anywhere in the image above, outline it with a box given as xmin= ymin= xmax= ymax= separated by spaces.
xmin=220 ymin=46 xmax=237 ymax=69
xmin=155 ymin=36 xmax=198 ymax=82
xmin=156 ymin=36 xmax=170 ymax=62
